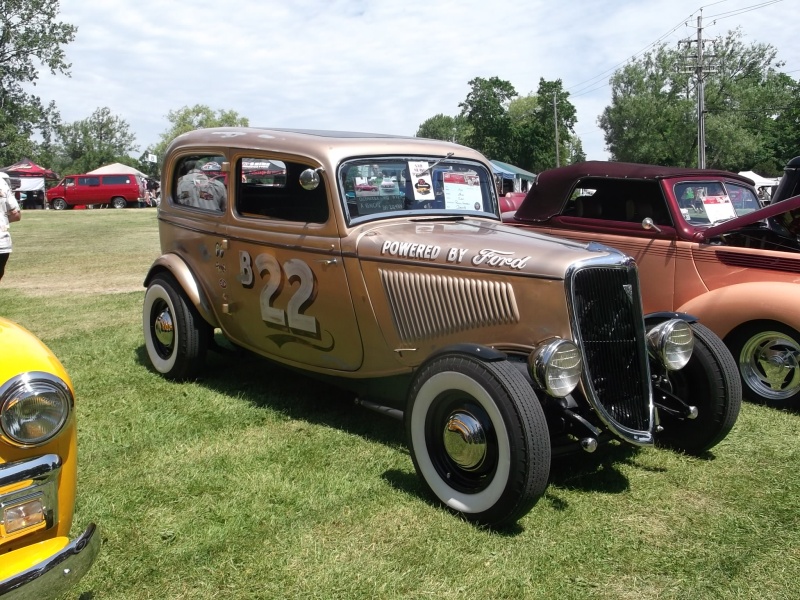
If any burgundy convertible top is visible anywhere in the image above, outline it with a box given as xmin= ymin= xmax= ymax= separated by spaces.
xmin=514 ymin=161 xmax=755 ymax=222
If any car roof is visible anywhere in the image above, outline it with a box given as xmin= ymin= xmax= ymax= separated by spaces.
xmin=514 ymin=161 xmax=755 ymax=222
xmin=165 ymin=127 xmax=490 ymax=168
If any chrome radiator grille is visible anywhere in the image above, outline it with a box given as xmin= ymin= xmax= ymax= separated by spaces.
xmin=380 ymin=269 xmax=519 ymax=343
xmin=570 ymin=266 xmax=651 ymax=432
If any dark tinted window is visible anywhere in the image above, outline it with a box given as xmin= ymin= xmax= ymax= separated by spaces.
xmin=78 ymin=176 xmax=100 ymax=186
xmin=103 ymin=175 xmax=132 ymax=185
xmin=236 ymin=157 xmax=328 ymax=223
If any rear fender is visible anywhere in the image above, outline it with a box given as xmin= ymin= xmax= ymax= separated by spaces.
xmin=676 ymin=281 xmax=800 ymax=340
xmin=143 ymin=254 xmax=219 ymax=328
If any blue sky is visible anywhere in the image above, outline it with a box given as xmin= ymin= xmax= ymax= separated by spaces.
xmin=30 ymin=0 xmax=797 ymax=165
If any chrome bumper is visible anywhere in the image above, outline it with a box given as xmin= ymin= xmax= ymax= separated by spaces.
xmin=0 ymin=523 xmax=99 ymax=600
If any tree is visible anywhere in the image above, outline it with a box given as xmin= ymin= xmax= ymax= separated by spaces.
xmin=148 ymin=105 xmax=249 ymax=168
xmin=54 ymin=107 xmax=138 ymax=174
xmin=416 ymin=113 xmax=470 ymax=144
xmin=599 ymin=29 xmax=792 ymax=171
xmin=459 ymin=77 xmax=517 ymax=161
xmin=0 ymin=0 xmax=76 ymax=166
xmin=507 ymin=79 xmax=580 ymax=172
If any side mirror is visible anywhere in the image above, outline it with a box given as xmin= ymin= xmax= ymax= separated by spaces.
xmin=299 ymin=168 xmax=324 ymax=191
xmin=642 ymin=217 xmax=663 ymax=233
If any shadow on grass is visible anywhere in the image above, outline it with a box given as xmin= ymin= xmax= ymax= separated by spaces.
xmin=134 ymin=340 xmax=407 ymax=449
xmin=133 ymin=340 xmax=688 ymax=531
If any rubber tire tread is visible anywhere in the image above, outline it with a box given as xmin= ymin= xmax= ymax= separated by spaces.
xmin=656 ymin=322 xmax=741 ymax=454
xmin=146 ymin=273 xmax=209 ymax=381
xmin=406 ymin=354 xmax=551 ymax=528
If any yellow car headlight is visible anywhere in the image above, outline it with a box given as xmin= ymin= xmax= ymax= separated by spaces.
xmin=1 ymin=373 xmax=72 ymax=446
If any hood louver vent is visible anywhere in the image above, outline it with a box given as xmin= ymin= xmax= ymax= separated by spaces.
xmin=380 ymin=269 xmax=519 ymax=343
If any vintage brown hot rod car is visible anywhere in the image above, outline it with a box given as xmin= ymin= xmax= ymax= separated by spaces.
xmin=142 ymin=129 xmax=740 ymax=527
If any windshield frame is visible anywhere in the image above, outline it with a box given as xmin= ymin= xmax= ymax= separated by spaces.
xmin=672 ymin=179 xmax=761 ymax=227
xmin=338 ymin=155 xmax=500 ymax=226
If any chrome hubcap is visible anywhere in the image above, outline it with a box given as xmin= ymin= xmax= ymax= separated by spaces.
xmin=154 ymin=308 xmax=174 ymax=348
xmin=443 ymin=411 xmax=487 ymax=471
xmin=740 ymin=331 xmax=800 ymax=400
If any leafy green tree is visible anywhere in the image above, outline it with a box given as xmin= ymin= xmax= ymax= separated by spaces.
xmin=459 ymin=77 xmax=517 ymax=161
xmin=54 ymin=107 xmax=138 ymax=174
xmin=767 ymin=74 xmax=800 ymax=172
xmin=0 ymin=0 xmax=76 ymax=166
xmin=416 ymin=113 xmax=470 ymax=143
xmin=599 ymin=29 xmax=792 ymax=171
xmin=507 ymin=79 xmax=579 ymax=172
xmin=148 ymin=105 xmax=249 ymax=168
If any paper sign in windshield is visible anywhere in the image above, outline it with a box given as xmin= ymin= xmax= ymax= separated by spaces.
xmin=408 ymin=161 xmax=434 ymax=201
xmin=443 ymin=172 xmax=482 ymax=211
xmin=702 ymin=195 xmax=737 ymax=223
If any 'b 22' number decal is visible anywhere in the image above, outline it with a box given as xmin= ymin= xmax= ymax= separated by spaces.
xmin=239 ymin=251 xmax=319 ymax=335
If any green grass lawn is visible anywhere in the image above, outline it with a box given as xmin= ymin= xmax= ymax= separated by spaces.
xmin=2 ymin=209 xmax=798 ymax=600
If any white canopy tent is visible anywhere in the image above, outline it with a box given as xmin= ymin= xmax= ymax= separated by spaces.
xmin=738 ymin=170 xmax=781 ymax=189
xmin=88 ymin=162 xmax=148 ymax=179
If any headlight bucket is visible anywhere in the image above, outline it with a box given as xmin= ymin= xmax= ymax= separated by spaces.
xmin=646 ymin=319 xmax=694 ymax=371
xmin=1 ymin=372 xmax=73 ymax=446
xmin=528 ymin=339 xmax=583 ymax=397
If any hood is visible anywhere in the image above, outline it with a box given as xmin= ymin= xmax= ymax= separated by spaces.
xmin=355 ymin=218 xmax=627 ymax=280
xmin=700 ymin=194 xmax=800 ymax=240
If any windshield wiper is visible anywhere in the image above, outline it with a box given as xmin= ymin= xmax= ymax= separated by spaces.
xmin=417 ymin=152 xmax=454 ymax=175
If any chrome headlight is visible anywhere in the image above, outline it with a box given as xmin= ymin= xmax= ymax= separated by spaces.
xmin=1 ymin=372 xmax=72 ymax=446
xmin=529 ymin=339 xmax=583 ymax=397
xmin=646 ymin=319 xmax=694 ymax=371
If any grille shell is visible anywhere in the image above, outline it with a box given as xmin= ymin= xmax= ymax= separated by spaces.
xmin=567 ymin=261 xmax=654 ymax=443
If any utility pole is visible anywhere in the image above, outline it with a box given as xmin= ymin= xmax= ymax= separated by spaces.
xmin=553 ymin=91 xmax=560 ymax=168
xmin=696 ymin=13 xmax=706 ymax=169
xmin=679 ymin=10 xmax=715 ymax=169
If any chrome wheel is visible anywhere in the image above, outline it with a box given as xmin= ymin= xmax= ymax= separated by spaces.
xmin=739 ymin=330 xmax=800 ymax=402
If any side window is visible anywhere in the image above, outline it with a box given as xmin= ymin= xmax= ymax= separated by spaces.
xmin=173 ymin=155 xmax=227 ymax=212
xmin=103 ymin=175 xmax=130 ymax=185
xmin=78 ymin=176 xmax=100 ymax=186
xmin=236 ymin=157 xmax=328 ymax=223
xmin=564 ymin=179 xmax=671 ymax=226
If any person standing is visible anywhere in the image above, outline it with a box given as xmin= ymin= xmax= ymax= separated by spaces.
xmin=0 ymin=172 xmax=21 ymax=282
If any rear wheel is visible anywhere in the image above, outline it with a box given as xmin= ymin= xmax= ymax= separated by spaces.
xmin=727 ymin=322 xmax=800 ymax=407
xmin=406 ymin=353 xmax=551 ymax=528
xmin=112 ymin=196 xmax=127 ymax=209
xmin=51 ymin=198 xmax=68 ymax=210
xmin=143 ymin=273 xmax=209 ymax=380
xmin=655 ymin=322 xmax=741 ymax=454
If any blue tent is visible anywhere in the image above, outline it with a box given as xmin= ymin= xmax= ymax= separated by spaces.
xmin=491 ymin=162 xmax=515 ymax=180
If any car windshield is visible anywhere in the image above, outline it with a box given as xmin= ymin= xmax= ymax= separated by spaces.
xmin=339 ymin=157 xmax=498 ymax=224
xmin=674 ymin=181 xmax=761 ymax=226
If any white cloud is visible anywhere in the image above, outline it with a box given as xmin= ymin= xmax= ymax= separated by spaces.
xmin=28 ymin=0 xmax=799 ymax=163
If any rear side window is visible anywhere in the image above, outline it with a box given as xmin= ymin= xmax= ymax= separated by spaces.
xmin=103 ymin=175 xmax=132 ymax=185
xmin=173 ymin=155 xmax=228 ymax=213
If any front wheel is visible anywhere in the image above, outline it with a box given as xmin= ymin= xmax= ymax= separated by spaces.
xmin=112 ymin=196 xmax=127 ymax=209
xmin=51 ymin=198 xmax=68 ymax=210
xmin=727 ymin=322 xmax=800 ymax=407
xmin=655 ymin=322 xmax=741 ymax=455
xmin=406 ymin=354 xmax=551 ymax=528
xmin=143 ymin=273 xmax=210 ymax=380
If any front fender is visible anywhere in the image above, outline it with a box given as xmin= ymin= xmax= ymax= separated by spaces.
xmin=677 ymin=281 xmax=800 ymax=339
xmin=143 ymin=254 xmax=219 ymax=328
